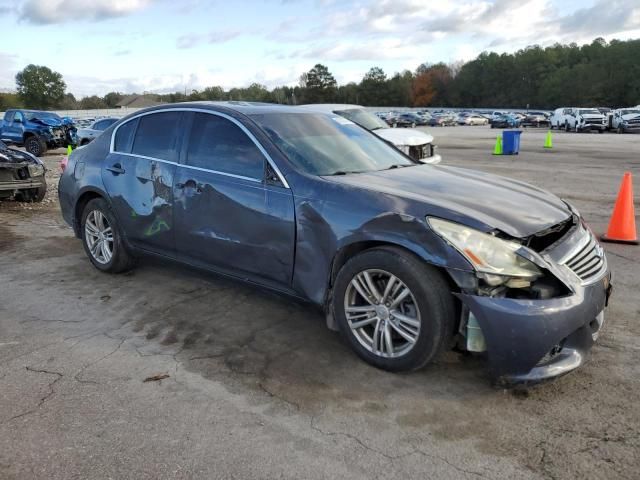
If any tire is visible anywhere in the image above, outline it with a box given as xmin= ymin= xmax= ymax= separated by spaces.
xmin=24 ymin=135 xmax=47 ymax=157
xmin=81 ymin=198 xmax=135 ymax=273
xmin=617 ymin=126 xmax=624 ymax=134
xmin=411 ymin=122 xmax=416 ymax=128
xmin=333 ymin=247 xmax=455 ymax=372
xmin=32 ymin=184 xmax=46 ymax=202
xmin=392 ymin=123 xmax=397 ymax=128
xmin=564 ymin=122 xmax=570 ymax=132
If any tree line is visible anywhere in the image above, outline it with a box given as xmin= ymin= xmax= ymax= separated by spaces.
xmin=2 ymin=38 xmax=638 ymax=112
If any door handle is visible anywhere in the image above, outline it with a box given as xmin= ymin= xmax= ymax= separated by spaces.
xmin=106 ymin=163 xmax=125 ymax=175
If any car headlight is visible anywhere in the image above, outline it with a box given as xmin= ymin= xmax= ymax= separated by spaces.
xmin=427 ymin=217 xmax=542 ymax=284
xmin=28 ymin=163 xmax=45 ymax=177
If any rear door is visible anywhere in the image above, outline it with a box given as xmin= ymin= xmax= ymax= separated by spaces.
xmin=102 ymin=111 xmax=183 ymax=255
xmin=173 ymin=111 xmax=295 ymax=287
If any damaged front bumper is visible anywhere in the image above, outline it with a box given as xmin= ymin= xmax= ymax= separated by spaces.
xmin=0 ymin=178 xmax=45 ymax=191
xmin=457 ymin=271 xmax=611 ymax=385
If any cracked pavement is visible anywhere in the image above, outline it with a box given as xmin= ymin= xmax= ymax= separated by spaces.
xmin=1 ymin=130 xmax=639 ymax=479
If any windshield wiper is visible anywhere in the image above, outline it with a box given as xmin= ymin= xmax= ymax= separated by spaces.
xmin=382 ymin=164 xmax=413 ymax=171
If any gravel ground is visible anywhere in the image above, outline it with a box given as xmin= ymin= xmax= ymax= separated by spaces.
xmin=1 ymin=129 xmax=638 ymax=479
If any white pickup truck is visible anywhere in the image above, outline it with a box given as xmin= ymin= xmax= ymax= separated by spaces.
xmin=610 ymin=108 xmax=640 ymax=133
xmin=550 ymin=107 xmax=607 ymax=132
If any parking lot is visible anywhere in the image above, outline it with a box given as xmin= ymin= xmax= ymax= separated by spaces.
xmin=1 ymin=126 xmax=638 ymax=479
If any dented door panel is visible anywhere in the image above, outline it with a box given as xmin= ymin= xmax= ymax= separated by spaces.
xmin=101 ymin=152 xmax=176 ymax=254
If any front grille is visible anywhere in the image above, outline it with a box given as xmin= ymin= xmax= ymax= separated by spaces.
xmin=409 ymin=144 xmax=432 ymax=160
xmin=562 ymin=231 xmax=607 ymax=283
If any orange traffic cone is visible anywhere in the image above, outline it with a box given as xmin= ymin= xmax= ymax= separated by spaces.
xmin=601 ymin=172 xmax=638 ymax=245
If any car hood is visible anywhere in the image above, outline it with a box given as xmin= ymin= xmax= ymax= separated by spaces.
xmin=621 ymin=113 xmax=640 ymax=121
xmin=326 ymin=165 xmax=571 ymax=238
xmin=28 ymin=116 xmax=75 ymax=127
xmin=374 ymin=128 xmax=434 ymax=146
xmin=0 ymin=141 xmax=40 ymax=165
xmin=579 ymin=114 xmax=604 ymax=120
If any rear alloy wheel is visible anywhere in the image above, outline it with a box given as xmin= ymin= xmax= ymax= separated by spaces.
xmin=333 ymin=247 xmax=454 ymax=371
xmin=81 ymin=198 xmax=135 ymax=273
xmin=411 ymin=122 xmax=416 ymax=128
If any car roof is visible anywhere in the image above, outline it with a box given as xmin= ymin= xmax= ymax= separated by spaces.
xmin=132 ymin=101 xmax=316 ymax=116
xmin=298 ymin=104 xmax=364 ymax=113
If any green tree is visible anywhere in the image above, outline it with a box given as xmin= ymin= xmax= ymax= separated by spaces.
xmin=103 ymin=91 xmax=124 ymax=108
xmin=15 ymin=64 xmax=66 ymax=109
xmin=301 ymin=64 xmax=337 ymax=103
xmin=359 ymin=67 xmax=388 ymax=105
xmin=0 ymin=92 xmax=23 ymax=110
xmin=59 ymin=93 xmax=78 ymax=110
xmin=79 ymin=95 xmax=107 ymax=109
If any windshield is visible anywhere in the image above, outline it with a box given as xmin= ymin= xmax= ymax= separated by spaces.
xmin=24 ymin=111 xmax=61 ymax=121
xmin=333 ymin=108 xmax=389 ymax=131
xmin=578 ymin=109 xmax=600 ymax=115
xmin=250 ymin=112 xmax=415 ymax=176
xmin=620 ymin=109 xmax=640 ymax=115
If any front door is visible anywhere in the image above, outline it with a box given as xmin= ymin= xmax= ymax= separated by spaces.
xmin=173 ymin=112 xmax=295 ymax=287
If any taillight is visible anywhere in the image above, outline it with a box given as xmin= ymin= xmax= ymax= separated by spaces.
xmin=60 ymin=156 xmax=68 ymax=172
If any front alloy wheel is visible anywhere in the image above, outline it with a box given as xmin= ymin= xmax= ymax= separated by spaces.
xmin=333 ymin=247 xmax=454 ymax=372
xmin=344 ymin=269 xmax=420 ymax=358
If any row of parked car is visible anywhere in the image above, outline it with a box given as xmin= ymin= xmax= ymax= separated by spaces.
xmin=377 ymin=106 xmax=640 ymax=133
xmin=376 ymin=110 xmax=553 ymax=129
xmin=549 ymin=107 xmax=640 ymax=133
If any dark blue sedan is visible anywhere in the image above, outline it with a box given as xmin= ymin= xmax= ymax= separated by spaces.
xmin=58 ymin=102 xmax=611 ymax=384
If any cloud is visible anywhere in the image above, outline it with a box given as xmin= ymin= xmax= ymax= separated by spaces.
xmin=0 ymin=52 xmax=19 ymax=88
xmin=19 ymin=0 xmax=155 ymax=24
xmin=176 ymin=30 xmax=240 ymax=49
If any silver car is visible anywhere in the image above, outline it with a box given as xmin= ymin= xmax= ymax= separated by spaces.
xmin=76 ymin=118 xmax=119 ymax=146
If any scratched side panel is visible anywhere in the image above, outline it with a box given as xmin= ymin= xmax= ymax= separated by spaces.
xmin=102 ymin=153 xmax=176 ymax=254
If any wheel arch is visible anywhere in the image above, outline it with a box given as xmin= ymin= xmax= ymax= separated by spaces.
xmin=325 ymin=239 xmax=462 ymax=330
xmin=73 ymin=187 xmax=112 ymax=237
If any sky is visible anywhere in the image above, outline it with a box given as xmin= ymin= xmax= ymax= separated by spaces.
xmin=1 ymin=0 xmax=640 ymax=98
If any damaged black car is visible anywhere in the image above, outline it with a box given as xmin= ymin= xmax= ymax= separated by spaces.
xmin=0 ymin=140 xmax=47 ymax=202
xmin=0 ymin=109 xmax=77 ymax=157
xmin=58 ymin=102 xmax=612 ymax=385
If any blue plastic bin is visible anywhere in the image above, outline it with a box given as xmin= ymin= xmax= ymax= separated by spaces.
xmin=502 ymin=130 xmax=522 ymax=155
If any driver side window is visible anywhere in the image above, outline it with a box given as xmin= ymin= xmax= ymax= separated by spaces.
xmin=186 ymin=113 xmax=265 ymax=181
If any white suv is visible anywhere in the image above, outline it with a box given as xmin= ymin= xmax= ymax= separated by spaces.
xmin=299 ymin=104 xmax=441 ymax=164
xmin=551 ymin=107 xmax=606 ymax=132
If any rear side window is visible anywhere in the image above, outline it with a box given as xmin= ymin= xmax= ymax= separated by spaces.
xmin=132 ymin=112 xmax=183 ymax=162
xmin=113 ymin=119 xmax=137 ymax=153
xmin=4 ymin=111 xmax=14 ymax=122
xmin=186 ymin=113 xmax=265 ymax=180
xmin=95 ymin=119 xmax=117 ymax=131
